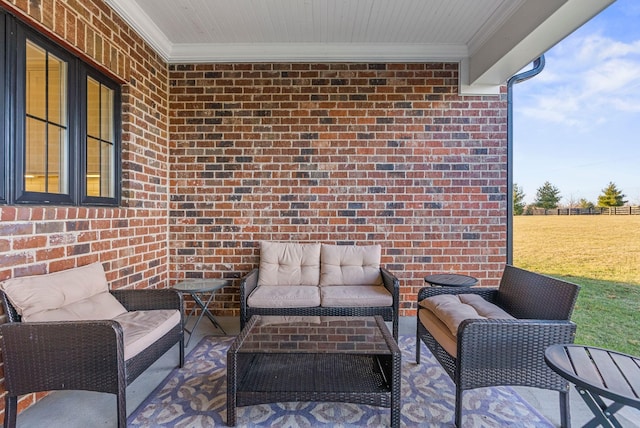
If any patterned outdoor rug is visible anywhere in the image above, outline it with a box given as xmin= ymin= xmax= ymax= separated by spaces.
xmin=128 ymin=335 xmax=553 ymax=427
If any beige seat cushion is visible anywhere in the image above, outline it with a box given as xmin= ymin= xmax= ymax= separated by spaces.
xmin=114 ymin=309 xmax=181 ymax=360
xmin=319 ymin=244 xmax=382 ymax=286
xmin=419 ymin=293 xmax=514 ymax=336
xmin=0 ymin=262 xmax=127 ymax=322
xmin=258 ymin=241 xmax=321 ymax=286
xmin=419 ymin=308 xmax=458 ymax=356
xmin=247 ymin=285 xmax=321 ymax=308
xmin=320 ymin=285 xmax=392 ymax=307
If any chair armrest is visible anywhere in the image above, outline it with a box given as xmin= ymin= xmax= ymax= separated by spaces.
xmin=240 ymin=268 xmax=259 ymax=301
xmin=240 ymin=268 xmax=259 ymax=328
xmin=110 ymin=289 xmax=183 ymax=312
xmin=240 ymin=268 xmax=259 ymax=295
xmin=458 ymin=318 xmax=578 ymax=343
xmin=0 ymin=321 xmax=125 ymax=395
xmin=417 ymin=286 xmax=498 ymax=303
xmin=0 ymin=290 xmax=20 ymax=322
xmin=381 ymin=267 xmax=400 ymax=340
xmin=380 ymin=267 xmax=400 ymax=300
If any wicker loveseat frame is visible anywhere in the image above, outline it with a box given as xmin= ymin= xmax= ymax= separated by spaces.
xmin=0 ymin=289 xmax=184 ymax=428
xmin=240 ymin=266 xmax=400 ymax=340
xmin=416 ymin=265 xmax=580 ymax=428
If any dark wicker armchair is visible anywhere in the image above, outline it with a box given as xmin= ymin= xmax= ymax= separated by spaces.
xmin=416 ymin=265 xmax=580 ymax=428
xmin=0 ymin=289 xmax=184 ymax=428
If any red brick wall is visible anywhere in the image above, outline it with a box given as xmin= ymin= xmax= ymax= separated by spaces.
xmin=168 ymin=63 xmax=508 ymax=316
xmin=0 ymin=0 xmax=169 ymax=416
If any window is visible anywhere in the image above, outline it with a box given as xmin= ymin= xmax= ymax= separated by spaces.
xmin=23 ymin=39 xmax=70 ymax=197
xmin=83 ymin=73 xmax=120 ymax=204
xmin=2 ymin=12 xmax=121 ymax=206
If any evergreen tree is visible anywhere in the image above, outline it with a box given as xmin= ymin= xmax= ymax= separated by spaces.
xmin=597 ymin=182 xmax=626 ymax=207
xmin=578 ymin=198 xmax=594 ymax=209
xmin=534 ymin=181 xmax=561 ymax=209
xmin=513 ymin=183 xmax=526 ymax=215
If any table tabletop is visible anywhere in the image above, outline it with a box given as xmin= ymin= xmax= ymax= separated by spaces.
xmin=545 ymin=344 xmax=640 ymax=409
xmin=234 ymin=315 xmax=396 ymax=355
xmin=173 ymin=278 xmax=229 ymax=293
xmin=424 ymin=273 xmax=478 ymax=287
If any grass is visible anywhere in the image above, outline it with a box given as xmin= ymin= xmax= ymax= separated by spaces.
xmin=513 ymin=215 xmax=640 ymax=356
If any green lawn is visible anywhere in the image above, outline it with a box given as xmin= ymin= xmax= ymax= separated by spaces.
xmin=513 ymin=215 xmax=640 ymax=355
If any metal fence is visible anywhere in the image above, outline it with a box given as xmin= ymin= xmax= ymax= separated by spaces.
xmin=529 ymin=206 xmax=640 ymax=216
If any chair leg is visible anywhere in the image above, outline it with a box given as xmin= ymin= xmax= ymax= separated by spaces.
xmin=455 ymin=388 xmax=463 ymax=428
xmin=559 ymin=390 xmax=571 ymax=428
xmin=179 ymin=333 xmax=185 ymax=367
xmin=117 ymin=390 xmax=127 ymax=428
xmin=4 ymin=395 xmax=17 ymax=428
xmin=415 ymin=323 xmax=421 ymax=364
xmin=393 ymin=315 xmax=399 ymax=342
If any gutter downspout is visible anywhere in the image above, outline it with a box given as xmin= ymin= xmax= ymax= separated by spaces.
xmin=506 ymin=55 xmax=545 ymax=264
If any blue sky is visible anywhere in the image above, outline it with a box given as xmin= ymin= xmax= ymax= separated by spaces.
xmin=513 ymin=0 xmax=640 ymax=205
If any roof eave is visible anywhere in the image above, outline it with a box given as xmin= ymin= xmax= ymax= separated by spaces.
xmin=463 ymin=0 xmax=615 ymax=94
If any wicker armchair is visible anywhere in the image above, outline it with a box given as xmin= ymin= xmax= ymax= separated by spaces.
xmin=0 ymin=288 xmax=184 ymax=428
xmin=416 ymin=265 xmax=580 ymax=428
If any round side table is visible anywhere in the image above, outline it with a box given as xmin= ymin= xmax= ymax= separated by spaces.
xmin=174 ymin=279 xmax=229 ymax=346
xmin=424 ymin=273 xmax=478 ymax=287
xmin=545 ymin=344 xmax=640 ymax=427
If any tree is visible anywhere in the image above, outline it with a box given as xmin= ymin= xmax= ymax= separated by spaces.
xmin=565 ymin=194 xmax=578 ymax=209
xmin=513 ymin=183 xmax=526 ymax=215
xmin=597 ymin=182 xmax=626 ymax=207
xmin=578 ymin=198 xmax=594 ymax=210
xmin=534 ymin=181 xmax=561 ymax=209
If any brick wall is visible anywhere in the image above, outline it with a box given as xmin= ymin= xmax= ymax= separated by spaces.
xmin=0 ymin=0 xmax=169 ymax=417
xmin=168 ymin=63 xmax=509 ymax=316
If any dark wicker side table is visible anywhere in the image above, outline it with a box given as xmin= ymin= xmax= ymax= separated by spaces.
xmin=227 ymin=315 xmax=401 ymax=427
xmin=424 ymin=273 xmax=478 ymax=287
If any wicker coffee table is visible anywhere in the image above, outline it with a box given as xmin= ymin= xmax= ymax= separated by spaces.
xmin=226 ymin=315 xmax=401 ymax=427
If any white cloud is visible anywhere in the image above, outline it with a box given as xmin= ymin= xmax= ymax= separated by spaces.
xmin=517 ymin=32 xmax=640 ymax=129
xmin=572 ymin=35 xmax=640 ymax=63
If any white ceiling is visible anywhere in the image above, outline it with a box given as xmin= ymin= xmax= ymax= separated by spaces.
xmin=104 ymin=0 xmax=615 ymax=94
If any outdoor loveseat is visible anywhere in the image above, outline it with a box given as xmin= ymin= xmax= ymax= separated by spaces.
xmin=0 ymin=262 xmax=184 ymax=428
xmin=240 ymin=241 xmax=400 ymax=339
xmin=416 ymin=265 xmax=580 ymax=428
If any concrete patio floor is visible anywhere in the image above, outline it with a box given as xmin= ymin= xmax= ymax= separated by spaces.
xmin=12 ymin=316 xmax=640 ymax=427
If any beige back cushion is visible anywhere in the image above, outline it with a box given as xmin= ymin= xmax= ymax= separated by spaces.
xmin=258 ymin=241 xmax=321 ymax=286
xmin=319 ymin=244 xmax=383 ymax=286
xmin=0 ymin=262 xmax=128 ymax=322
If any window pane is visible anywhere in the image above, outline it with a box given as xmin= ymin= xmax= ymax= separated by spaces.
xmin=87 ymin=77 xmax=100 ymax=138
xmin=48 ymin=53 xmax=67 ymax=125
xmin=101 ymin=85 xmax=114 ymax=142
xmin=25 ymin=117 xmax=46 ymax=192
xmin=26 ymin=41 xmax=46 ymax=118
xmin=48 ymin=124 xmax=68 ymax=193
xmin=86 ymin=137 xmax=100 ymax=196
xmin=100 ymin=142 xmax=114 ymax=197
